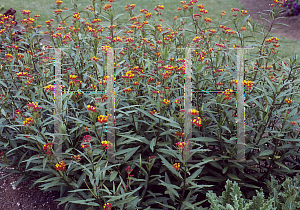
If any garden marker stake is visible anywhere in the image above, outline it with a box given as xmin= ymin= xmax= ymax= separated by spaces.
xmin=54 ymin=48 xmax=63 ymax=161
xmin=236 ymin=48 xmax=245 ymax=162
xmin=229 ymin=47 xmax=253 ymax=163
xmin=184 ymin=48 xmax=192 ymax=164
xmin=107 ymin=47 xmax=116 ymax=163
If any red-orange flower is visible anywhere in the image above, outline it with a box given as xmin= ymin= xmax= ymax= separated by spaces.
xmin=103 ymin=203 xmax=112 ymax=210
xmin=176 ymin=142 xmax=186 ymax=149
xmin=191 ymin=117 xmax=202 ymax=127
xmin=55 ymin=161 xmax=66 ymax=171
xmin=173 ymin=163 xmax=180 ymax=171
xmin=98 ymin=115 xmax=108 ymax=123
xmin=285 ymin=98 xmax=292 ymax=104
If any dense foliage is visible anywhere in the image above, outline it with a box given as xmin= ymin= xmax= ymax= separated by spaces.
xmin=1 ymin=0 xmax=300 ymax=209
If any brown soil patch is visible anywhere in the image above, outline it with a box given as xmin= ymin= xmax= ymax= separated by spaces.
xmin=0 ymin=163 xmax=65 ymax=210
xmin=238 ymin=0 xmax=300 ymax=41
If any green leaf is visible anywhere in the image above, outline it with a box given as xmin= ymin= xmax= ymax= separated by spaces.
xmin=113 ymin=13 xmax=124 ymax=21
xmin=275 ymin=161 xmax=290 ymax=171
xmin=259 ymin=150 xmax=273 ymax=157
xmin=183 ymin=201 xmax=195 ymax=209
xmin=190 ymin=137 xmax=218 ymax=142
xmin=110 ymin=171 xmax=118 ymax=182
xmin=227 ymin=173 xmax=241 ymax=181
xmin=150 ymin=138 xmax=156 ymax=152
xmin=158 ymin=154 xmax=183 ymax=179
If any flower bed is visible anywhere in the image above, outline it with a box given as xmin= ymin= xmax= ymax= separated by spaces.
xmin=1 ymin=0 xmax=300 ymax=209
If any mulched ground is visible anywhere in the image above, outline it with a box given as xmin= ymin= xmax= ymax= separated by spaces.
xmin=238 ymin=0 xmax=300 ymax=40
xmin=0 ymin=162 xmax=65 ymax=210
xmin=1 ymin=0 xmax=300 ymax=209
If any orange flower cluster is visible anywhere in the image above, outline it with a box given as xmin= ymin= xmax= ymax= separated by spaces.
xmin=72 ymin=155 xmax=81 ymax=161
xmin=175 ymin=132 xmax=184 ymax=138
xmin=103 ymin=202 xmax=112 ymax=210
xmin=173 ymin=163 xmax=180 ymax=171
xmin=73 ymin=13 xmax=80 ymax=20
xmin=269 ymin=75 xmax=276 ymax=82
xmin=175 ymin=98 xmax=184 ymax=105
xmin=81 ymin=135 xmax=92 ymax=149
xmin=87 ymin=105 xmax=97 ymax=112
xmin=101 ymin=141 xmax=113 ymax=149
xmin=98 ymin=115 xmax=108 ymax=123
xmin=244 ymin=80 xmax=254 ymax=90
xmin=93 ymin=95 xmax=108 ymax=103
xmin=189 ymin=109 xmax=199 ymax=116
xmin=90 ymin=83 xmax=96 ymax=89
xmin=199 ymin=9 xmax=208 ymax=14
xmin=149 ymin=110 xmax=158 ymax=115
xmin=20 ymin=18 xmax=36 ymax=25
xmin=43 ymin=142 xmax=53 ymax=151
xmin=44 ymin=84 xmax=65 ymax=92
xmin=92 ymin=56 xmax=99 ymax=62
xmin=222 ymin=89 xmax=233 ymax=100
xmin=91 ymin=18 xmax=102 ymax=23
xmin=241 ymin=10 xmax=247 ymax=16
xmin=124 ymin=87 xmax=137 ymax=92
xmin=45 ymin=19 xmax=54 ymax=26
xmin=20 ymin=10 xmax=32 ymax=15
xmin=23 ymin=117 xmax=33 ymax=126
xmin=155 ymin=81 xmax=161 ymax=86
xmin=103 ymin=4 xmax=112 ymax=11
xmin=176 ymin=142 xmax=186 ymax=149
xmin=27 ymin=102 xmax=41 ymax=112
xmin=162 ymin=71 xmax=172 ymax=79
xmin=290 ymin=121 xmax=297 ymax=125
xmin=16 ymin=72 xmax=29 ymax=77
xmin=266 ymin=37 xmax=279 ymax=43
xmin=191 ymin=117 xmax=202 ymax=127
xmin=101 ymin=45 xmax=111 ymax=55
xmin=240 ymin=27 xmax=246 ymax=31
xmin=69 ymin=74 xmax=81 ymax=86
xmin=285 ymin=98 xmax=292 ymax=104
xmin=43 ymin=142 xmax=53 ymax=155
xmin=164 ymin=65 xmax=173 ymax=71
xmin=122 ymin=70 xmax=135 ymax=79
xmin=145 ymin=12 xmax=151 ymax=18
xmin=126 ymin=4 xmax=136 ymax=11
xmin=230 ymin=80 xmax=237 ymax=85
xmin=56 ymin=0 xmax=63 ymax=4
xmin=273 ymin=0 xmax=287 ymax=4
xmin=55 ymin=161 xmax=66 ymax=171
xmin=162 ymin=99 xmax=170 ymax=105
xmin=5 ymin=53 xmax=14 ymax=61
xmin=183 ymin=5 xmax=189 ymax=10
xmin=81 ymin=144 xmax=90 ymax=149
xmin=154 ymin=5 xmax=164 ymax=12
xmin=204 ymin=17 xmax=212 ymax=23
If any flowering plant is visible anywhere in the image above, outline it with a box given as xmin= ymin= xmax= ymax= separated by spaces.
xmin=0 ymin=0 xmax=300 ymax=209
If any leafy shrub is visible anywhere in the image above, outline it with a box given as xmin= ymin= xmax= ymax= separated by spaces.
xmin=267 ymin=174 xmax=300 ymax=209
xmin=0 ymin=0 xmax=300 ymax=209
xmin=206 ymin=179 xmax=274 ymax=210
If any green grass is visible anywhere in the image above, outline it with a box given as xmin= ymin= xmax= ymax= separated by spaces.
xmin=2 ymin=0 xmax=300 ymax=60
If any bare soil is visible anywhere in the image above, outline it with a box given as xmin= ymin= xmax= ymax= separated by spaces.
xmin=238 ymin=0 xmax=300 ymax=41
xmin=0 ymin=162 xmax=65 ymax=210
xmin=1 ymin=1 xmax=300 ymax=209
